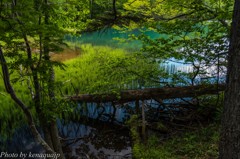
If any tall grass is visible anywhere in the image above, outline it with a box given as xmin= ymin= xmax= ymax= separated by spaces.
xmin=55 ymin=44 xmax=161 ymax=95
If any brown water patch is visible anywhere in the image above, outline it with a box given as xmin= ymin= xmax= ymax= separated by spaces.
xmin=50 ymin=48 xmax=80 ymax=62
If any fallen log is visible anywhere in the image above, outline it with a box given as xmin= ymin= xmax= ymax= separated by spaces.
xmin=67 ymin=84 xmax=225 ymax=103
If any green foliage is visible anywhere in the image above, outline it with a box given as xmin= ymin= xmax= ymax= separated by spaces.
xmin=132 ymin=124 xmax=220 ymax=159
xmin=0 ymin=0 xmax=72 ymax=144
xmin=126 ymin=115 xmax=140 ymax=142
xmin=119 ymin=0 xmax=233 ymax=85
xmin=0 ymin=74 xmax=33 ymax=141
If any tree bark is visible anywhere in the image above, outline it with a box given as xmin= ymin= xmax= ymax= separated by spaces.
xmin=219 ymin=0 xmax=240 ymax=158
xmin=67 ymin=84 xmax=225 ymax=103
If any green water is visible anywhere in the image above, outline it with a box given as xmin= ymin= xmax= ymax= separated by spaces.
xmin=64 ymin=28 xmax=161 ymax=51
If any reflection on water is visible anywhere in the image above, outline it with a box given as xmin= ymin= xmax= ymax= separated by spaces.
xmin=0 ymin=103 xmax=132 ymax=159
xmin=0 ymin=125 xmax=44 ymax=153
xmin=61 ymin=102 xmax=132 ymax=158
xmin=0 ymin=121 xmax=131 ymax=159
xmin=60 ymin=120 xmax=131 ymax=159
xmin=74 ymin=102 xmax=130 ymax=123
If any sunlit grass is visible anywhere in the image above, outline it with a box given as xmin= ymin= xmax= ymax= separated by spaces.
xmin=55 ymin=44 xmax=161 ymax=95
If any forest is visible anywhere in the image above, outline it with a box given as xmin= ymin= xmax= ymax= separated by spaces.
xmin=0 ymin=0 xmax=239 ymax=158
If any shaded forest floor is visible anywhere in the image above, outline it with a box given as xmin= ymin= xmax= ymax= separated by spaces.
xmin=132 ymin=122 xmax=219 ymax=159
xmin=128 ymin=95 xmax=223 ymax=159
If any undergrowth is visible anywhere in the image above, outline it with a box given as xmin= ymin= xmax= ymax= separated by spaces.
xmin=131 ymin=122 xmax=220 ymax=159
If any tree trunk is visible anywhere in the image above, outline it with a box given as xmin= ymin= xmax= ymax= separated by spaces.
xmin=23 ymin=26 xmax=63 ymax=157
xmin=135 ymin=100 xmax=140 ymax=114
xmin=68 ymin=84 xmax=225 ymax=103
xmin=112 ymin=0 xmax=117 ymax=20
xmin=42 ymin=1 xmax=65 ymax=157
xmin=141 ymin=100 xmax=147 ymax=143
xmin=90 ymin=0 xmax=94 ymax=19
xmin=219 ymin=0 xmax=240 ymax=158
xmin=50 ymin=121 xmax=65 ymax=158
xmin=23 ymin=34 xmax=56 ymax=154
xmin=0 ymin=47 xmax=55 ymax=154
